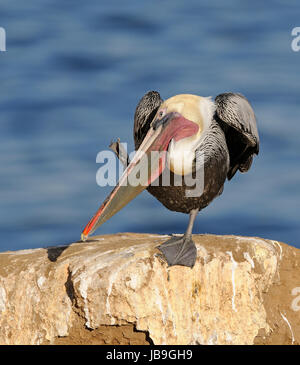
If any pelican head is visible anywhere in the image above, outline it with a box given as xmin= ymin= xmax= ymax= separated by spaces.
xmin=155 ymin=94 xmax=214 ymax=175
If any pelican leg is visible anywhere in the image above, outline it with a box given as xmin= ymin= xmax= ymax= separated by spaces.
xmin=157 ymin=209 xmax=198 ymax=268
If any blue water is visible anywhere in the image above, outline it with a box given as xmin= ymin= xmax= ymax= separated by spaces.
xmin=0 ymin=0 xmax=299 ymax=252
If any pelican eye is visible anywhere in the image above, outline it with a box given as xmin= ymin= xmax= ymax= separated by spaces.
xmin=158 ymin=109 xmax=165 ymax=118
xmin=152 ymin=111 xmax=178 ymax=130
xmin=152 ymin=108 xmax=167 ymax=130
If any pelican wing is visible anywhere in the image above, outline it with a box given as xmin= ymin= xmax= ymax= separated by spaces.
xmin=215 ymin=93 xmax=259 ymax=180
xmin=134 ymin=91 xmax=163 ymax=149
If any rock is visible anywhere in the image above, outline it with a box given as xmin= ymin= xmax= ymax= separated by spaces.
xmin=0 ymin=233 xmax=299 ymax=345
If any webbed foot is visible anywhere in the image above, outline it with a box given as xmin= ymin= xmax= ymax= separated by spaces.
xmin=157 ymin=235 xmax=197 ymax=268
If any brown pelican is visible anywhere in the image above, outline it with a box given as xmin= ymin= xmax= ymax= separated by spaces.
xmin=81 ymin=91 xmax=259 ymax=268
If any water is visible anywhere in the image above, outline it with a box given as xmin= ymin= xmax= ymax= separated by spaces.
xmin=0 ymin=0 xmax=299 ymax=252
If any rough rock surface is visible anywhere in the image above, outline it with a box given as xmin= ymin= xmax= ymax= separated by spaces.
xmin=0 ymin=233 xmax=299 ymax=345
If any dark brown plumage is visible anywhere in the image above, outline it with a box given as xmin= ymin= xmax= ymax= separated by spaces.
xmin=134 ymin=91 xmax=163 ymax=150
xmin=215 ymin=92 xmax=259 ymax=180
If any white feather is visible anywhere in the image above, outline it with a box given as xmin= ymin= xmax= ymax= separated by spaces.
xmin=167 ymin=96 xmax=215 ymax=175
